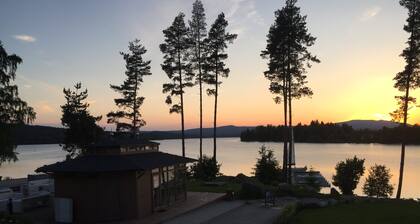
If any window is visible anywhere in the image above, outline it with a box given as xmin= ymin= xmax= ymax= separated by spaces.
xmin=152 ymin=168 xmax=160 ymax=189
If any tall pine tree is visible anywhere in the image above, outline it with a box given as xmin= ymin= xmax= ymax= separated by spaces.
xmin=161 ymin=13 xmax=194 ymax=157
xmin=189 ymin=0 xmax=207 ymax=160
xmin=107 ymin=39 xmax=152 ymax=135
xmin=204 ymin=13 xmax=237 ymax=161
xmin=0 ymin=41 xmax=36 ymax=165
xmin=391 ymin=0 xmax=420 ymax=199
xmin=61 ymin=82 xmax=103 ymax=157
xmin=261 ymin=0 xmax=319 ymax=183
xmin=261 ymin=9 xmax=290 ymax=181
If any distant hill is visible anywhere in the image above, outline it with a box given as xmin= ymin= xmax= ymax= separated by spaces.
xmin=12 ymin=125 xmax=254 ymax=145
xmin=337 ymin=120 xmax=401 ymax=130
xmin=13 ymin=120 xmax=403 ymax=145
xmin=142 ymin=125 xmax=254 ymax=139
xmin=12 ymin=125 xmax=65 ymax=145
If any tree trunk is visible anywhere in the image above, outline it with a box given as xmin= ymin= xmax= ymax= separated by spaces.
xmin=282 ymin=76 xmax=288 ymax=182
xmin=199 ymin=57 xmax=203 ymax=160
xmin=213 ymin=58 xmax=219 ymax=161
xmin=288 ymin=77 xmax=293 ymax=184
xmin=178 ymin=52 xmax=185 ymax=157
xmin=396 ymin=77 xmax=410 ymax=199
xmin=133 ymin=78 xmax=138 ymax=136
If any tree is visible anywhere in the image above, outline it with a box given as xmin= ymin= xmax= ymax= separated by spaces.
xmin=190 ymin=155 xmax=221 ymax=181
xmin=253 ymin=145 xmax=282 ymax=185
xmin=107 ymin=39 xmax=152 ymax=135
xmin=332 ymin=156 xmax=365 ymax=195
xmin=391 ymin=0 xmax=420 ymax=199
xmin=189 ymin=0 xmax=207 ymax=160
xmin=0 ymin=41 xmax=36 ymax=165
xmin=204 ymin=13 xmax=237 ymax=161
xmin=161 ymin=13 xmax=194 ymax=157
xmin=261 ymin=0 xmax=319 ymax=183
xmin=363 ymin=164 xmax=394 ymax=198
xmin=61 ymin=82 xmax=103 ymax=157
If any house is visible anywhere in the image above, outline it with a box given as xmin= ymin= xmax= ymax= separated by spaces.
xmin=36 ymin=137 xmax=196 ymax=223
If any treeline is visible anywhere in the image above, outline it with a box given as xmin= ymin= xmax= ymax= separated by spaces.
xmin=240 ymin=120 xmax=420 ymax=144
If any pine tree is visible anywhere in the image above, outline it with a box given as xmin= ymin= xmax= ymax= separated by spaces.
xmin=161 ymin=13 xmax=194 ymax=157
xmin=204 ymin=13 xmax=237 ymax=161
xmin=392 ymin=0 xmax=420 ymax=199
xmin=61 ymin=82 xmax=103 ymax=157
xmin=261 ymin=9 xmax=290 ymax=181
xmin=0 ymin=41 xmax=36 ymax=165
xmin=261 ymin=0 xmax=319 ymax=183
xmin=189 ymin=0 xmax=207 ymax=160
xmin=107 ymin=39 xmax=152 ymax=135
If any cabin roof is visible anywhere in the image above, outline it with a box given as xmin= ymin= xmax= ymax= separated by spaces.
xmin=36 ymin=152 xmax=196 ymax=174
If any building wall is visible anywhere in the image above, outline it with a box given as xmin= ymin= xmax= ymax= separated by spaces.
xmin=136 ymin=170 xmax=152 ymax=218
xmin=54 ymin=172 xmax=138 ymax=223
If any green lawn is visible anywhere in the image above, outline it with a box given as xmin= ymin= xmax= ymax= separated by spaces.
xmin=292 ymin=200 xmax=420 ymax=224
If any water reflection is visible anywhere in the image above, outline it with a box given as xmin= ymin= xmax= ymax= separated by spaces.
xmin=1 ymin=139 xmax=419 ymax=199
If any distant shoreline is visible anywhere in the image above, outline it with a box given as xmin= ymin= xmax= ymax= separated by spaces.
xmin=15 ymin=137 xmax=418 ymax=146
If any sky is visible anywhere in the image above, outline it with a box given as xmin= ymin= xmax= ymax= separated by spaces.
xmin=1 ymin=0 xmax=419 ymax=131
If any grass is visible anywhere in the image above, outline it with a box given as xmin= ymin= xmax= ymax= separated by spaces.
xmin=291 ymin=199 xmax=420 ymax=224
xmin=0 ymin=213 xmax=33 ymax=224
xmin=186 ymin=178 xmax=241 ymax=194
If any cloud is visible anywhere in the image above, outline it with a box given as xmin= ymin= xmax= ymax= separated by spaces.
xmin=360 ymin=6 xmax=381 ymax=21
xmin=13 ymin=34 xmax=36 ymax=42
xmin=224 ymin=0 xmax=264 ymax=39
xmin=226 ymin=0 xmax=246 ymax=19
xmin=36 ymin=101 xmax=55 ymax=113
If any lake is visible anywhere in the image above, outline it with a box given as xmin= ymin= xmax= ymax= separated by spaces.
xmin=2 ymin=138 xmax=420 ymax=199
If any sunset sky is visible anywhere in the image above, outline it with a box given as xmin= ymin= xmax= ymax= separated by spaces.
xmin=1 ymin=0 xmax=419 ymax=130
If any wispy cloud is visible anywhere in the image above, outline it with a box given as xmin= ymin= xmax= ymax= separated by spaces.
xmin=360 ymin=6 xmax=381 ymax=21
xmin=13 ymin=34 xmax=36 ymax=42
xmin=226 ymin=0 xmax=246 ymax=19
xmin=224 ymin=0 xmax=264 ymax=39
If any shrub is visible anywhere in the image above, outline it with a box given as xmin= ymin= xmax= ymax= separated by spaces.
xmin=253 ymin=145 xmax=282 ymax=185
xmin=238 ymin=182 xmax=264 ymax=199
xmin=276 ymin=184 xmax=323 ymax=198
xmin=190 ymin=155 xmax=221 ymax=181
xmin=332 ymin=156 xmax=365 ymax=195
xmin=363 ymin=164 xmax=394 ymax=198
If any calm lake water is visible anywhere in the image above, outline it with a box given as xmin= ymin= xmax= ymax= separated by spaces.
xmin=2 ymin=138 xmax=420 ymax=199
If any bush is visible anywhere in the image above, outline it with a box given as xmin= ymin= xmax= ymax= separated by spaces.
xmin=332 ymin=156 xmax=365 ymax=195
xmin=190 ymin=155 xmax=221 ymax=181
xmin=253 ymin=145 xmax=282 ymax=185
xmin=363 ymin=164 xmax=394 ymax=198
xmin=276 ymin=184 xmax=323 ymax=198
xmin=238 ymin=182 xmax=264 ymax=199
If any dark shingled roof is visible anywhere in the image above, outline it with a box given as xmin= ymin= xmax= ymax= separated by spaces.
xmin=36 ymin=152 xmax=196 ymax=174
